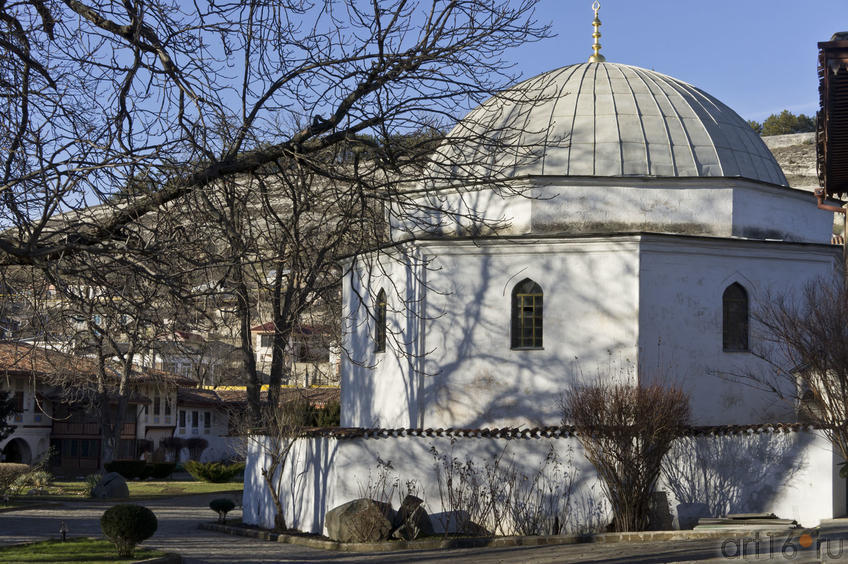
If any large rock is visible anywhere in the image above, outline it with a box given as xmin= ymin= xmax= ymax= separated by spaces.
xmin=325 ymin=498 xmax=394 ymax=543
xmin=392 ymin=495 xmax=433 ymax=540
xmin=92 ymin=472 xmax=129 ymax=499
xmin=677 ymin=502 xmax=711 ymax=530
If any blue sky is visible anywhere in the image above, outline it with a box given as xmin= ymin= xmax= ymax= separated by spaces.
xmin=508 ymin=0 xmax=848 ymax=122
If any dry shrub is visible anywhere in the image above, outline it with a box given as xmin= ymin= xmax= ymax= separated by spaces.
xmin=429 ymin=442 xmax=576 ymax=536
xmin=564 ymin=383 xmax=690 ymax=532
xmin=753 ymin=276 xmax=848 ymax=466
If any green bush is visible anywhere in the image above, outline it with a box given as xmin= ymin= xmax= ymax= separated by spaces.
xmin=143 ymin=462 xmax=176 ymax=480
xmin=307 ymin=400 xmax=341 ymax=427
xmin=104 ymin=460 xmax=148 ymax=480
xmin=184 ymin=460 xmax=245 ymax=483
xmin=11 ymin=469 xmax=52 ymax=495
xmin=83 ymin=474 xmax=100 ymax=498
xmin=209 ymin=498 xmax=236 ymax=523
xmin=100 ymin=504 xmax=158 ymax=558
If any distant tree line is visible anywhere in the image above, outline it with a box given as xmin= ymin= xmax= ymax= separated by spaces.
xmin=747 ymin=110 xmax=815 ymax=136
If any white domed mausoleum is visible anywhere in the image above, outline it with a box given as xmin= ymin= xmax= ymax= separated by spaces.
xmin=245 ymin=16 xmax=848 ymax=534
xmin=342 ymin=58 xmax=837 ymax=431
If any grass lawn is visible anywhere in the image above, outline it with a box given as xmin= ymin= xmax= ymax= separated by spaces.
xmin=0 ymin=537 xmax=166 ymax=563
xmin=24 ymin=480 xmax=242 ymax=501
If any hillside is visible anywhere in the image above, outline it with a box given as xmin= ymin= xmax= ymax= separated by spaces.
xmin=762 ymin=132 xmax=817 ymax=192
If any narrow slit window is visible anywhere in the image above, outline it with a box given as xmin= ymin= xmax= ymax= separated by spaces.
xmin=375 ymin=288 xmax=387 ymax=353
xmin=511 ymin=279 xmax=543 ymax=349
xmin=723 ymin=282 xmax=749 ymax=352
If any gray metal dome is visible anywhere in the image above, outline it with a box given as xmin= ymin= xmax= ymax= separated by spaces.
xmin=438 ymin=62 xmax=787 ymax=186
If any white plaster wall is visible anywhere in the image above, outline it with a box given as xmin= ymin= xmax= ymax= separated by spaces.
xmin=530 ymin=180 xmax=733 ymax=237
xmin=661 ymin=430 xmax=837 ymax=527
xmin=243 ymin=431 xmax=839 ymax=535
xmin=637 ymin=237 xmax=839 ymax=425
xmin=390 ymin=185 xmax=532 ymax=237
xmin=0 ymin=377 xmax=51 ymax=463
xmin=0 ymin=428 xmax=51 ymax=463
xmin=419 ymin=238 xmax=640 ymax=428
xmin=342 ymin=248 xmax=427 ymax=428
xmin=243 ymin=435 xmax=606 ymax=535
xmin=344 ymin=235 xmax=838 ymax=430
xmin=731 ymin=184 xmax=833 ymax=243
xmin=137 ymin=386 xmax=178 ymax=437
xmin=174 ymin=406 xmax=235 ymax=462
xmin=391 ymin=178 xmax=830 ymax=243
xmin=343 ymin=238 xmax=641 ymax=428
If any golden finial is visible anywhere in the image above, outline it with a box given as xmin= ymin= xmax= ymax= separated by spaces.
xmin=588 ymin=1 xmax=606 ymax=63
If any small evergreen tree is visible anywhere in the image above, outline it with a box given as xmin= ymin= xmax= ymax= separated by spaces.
xmin=747 ymin=119 xmax=763 ymax=135
xmin=760 ymin=110 xmax=815 ymax=136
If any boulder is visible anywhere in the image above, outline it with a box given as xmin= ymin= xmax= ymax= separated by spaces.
xmin=325 ymin=498 xmax=394 ymax=543
xmin=392 ymin=495 xmax=433 ymax=540
xmin=92 ymin=472 xmax=129 ymax=499
xmin=677 ymin=502 xmax=711 ymax=530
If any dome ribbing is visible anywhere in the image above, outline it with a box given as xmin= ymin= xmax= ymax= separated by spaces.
xmin=439 ymin=62 xmax=787 ymax=186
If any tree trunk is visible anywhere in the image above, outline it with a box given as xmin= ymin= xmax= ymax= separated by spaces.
xmin=233 ymin=271 xmax=260 ymax=426
xmin=268 ymin=260 xmax=293 ymax=408
xmin=261 ymin=461 xmax=287 ymax=532
xmin=97 ymin=392 xmax=114 ymax=471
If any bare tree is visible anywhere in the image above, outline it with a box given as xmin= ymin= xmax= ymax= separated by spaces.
xmin=233 ymin=394 xmax=311 ymax=532
xmin=35 ymin=203 xmax=198 ymax=466
xmin=0 ymin=0 xmax=550 ymax=263
xmin=1 ymin=1 xmax=553 ymax=427
xmin=563 ymin=382 xmax=690 ymax=532
xmin=744 ymin=275 xmax=848 ymax=466
xmin=44 ymin=267 xmax=177 ymax=466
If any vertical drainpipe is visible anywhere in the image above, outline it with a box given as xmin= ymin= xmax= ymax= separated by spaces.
xmin=815 ymin=189 xmax=848 ymax=270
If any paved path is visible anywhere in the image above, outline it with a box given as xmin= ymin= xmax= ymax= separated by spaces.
xmin=0 ymin=495 xmax=826 ymax=563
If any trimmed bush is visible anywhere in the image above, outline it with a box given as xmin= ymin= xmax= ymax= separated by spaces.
xmin=184 ymin=460 xmax=245 ymax=483
xmin=143 ymin=462 xmax=176 ymax=480
xmin=160 ymin=436 xmax=184 ymax=461
xmin=209 ymin=498 xmax=236 ymax=523
xmin=104 ymin=460 xmax=147 ymax=480
xmin=0 ymin=463 xmax=30 ymax=496
xmin=100 ymin=504 xmax=158 ymax=558
xmin=185 ymin=437 xmax=208 ymax=460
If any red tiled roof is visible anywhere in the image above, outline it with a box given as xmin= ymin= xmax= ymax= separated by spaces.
xmin=132 ymin=368 xmax=196 ymax=386
xmin=286 ymin=422 xmax=822 ymax=440
xmin=249 ymin=323 xmax=331 ymax=336
xmin=0 ymin=341 xmax=98 ymax=380
xmin=0 ymin=341 xmax=196 ymax=388
xmin=178 ymin=386 xmax=339 ymax=408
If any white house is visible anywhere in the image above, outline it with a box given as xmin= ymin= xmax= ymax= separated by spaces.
xmin=343 ymin=61 xmax=837 ymax=430
xmin=245 ymin=46 xmax=846 ymax=531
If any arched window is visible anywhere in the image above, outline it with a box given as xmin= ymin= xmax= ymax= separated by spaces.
xmin=722 ymin=282 xmax=748 ymax=352
xmin=375 ymin=288 xmax=387 ymax=353
xmin=511 ymin=278 xmax=543 ymax=349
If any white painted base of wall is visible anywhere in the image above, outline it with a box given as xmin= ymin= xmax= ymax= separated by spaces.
xmin=243 ymin=431 xmax=839 ymax=535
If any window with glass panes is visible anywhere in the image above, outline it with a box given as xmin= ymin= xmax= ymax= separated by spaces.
xmin=511 ymin=279 xmax=543 ymax=349
xmin=722 ymin=282 xmax=749 ymax=352
xmin=375 ymin=288 xmax=387 ymax=353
